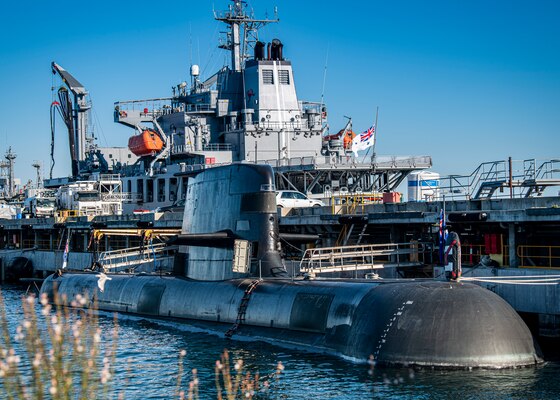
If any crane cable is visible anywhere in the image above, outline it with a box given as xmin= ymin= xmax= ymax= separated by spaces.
xmin=49 ymin=102 xmax=57 ymax=179
xmin=50 ymin=71 xmax=58 ymax=179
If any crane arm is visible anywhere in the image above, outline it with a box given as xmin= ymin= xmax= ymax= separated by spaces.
xmin=51 ymin=62 xmax=87 ymax=96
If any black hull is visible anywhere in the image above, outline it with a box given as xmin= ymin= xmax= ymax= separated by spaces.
xmin=40 ymin=273 xmax=543 ymax=368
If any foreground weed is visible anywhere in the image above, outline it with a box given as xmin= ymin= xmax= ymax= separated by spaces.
xmin=0 ymin=290 xmax=117 ymax=399
xmin=1 ymin=289 xmax=284 ymax=399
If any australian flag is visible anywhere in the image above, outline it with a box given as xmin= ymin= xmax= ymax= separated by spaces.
xmin=62 ymin=236 xmax=70 ymax=269
xmin=351 ymin=125 xmax=376 ymax=156
xmin=438 ymin=209 xmax=447 ymax=265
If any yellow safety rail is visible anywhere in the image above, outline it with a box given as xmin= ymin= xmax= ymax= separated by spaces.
xmin=331 ymin=193 xmax=382 ymax=215
xmin=517 ymin=245 xmax=560 ymax=269
xmin=55 ymin=210 xmax=82 ymax=222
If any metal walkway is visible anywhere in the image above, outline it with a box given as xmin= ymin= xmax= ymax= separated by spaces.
xmin=97 ymin=243 xmax=177 ymax=272
xmin=299 ymin=242 xmax=423 ymax=277
xmin=438 ymin=158 xmax=560 ymax=200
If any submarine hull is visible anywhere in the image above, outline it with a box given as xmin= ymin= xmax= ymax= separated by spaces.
xmin=40 ymin=273 xmax=542 ymax=368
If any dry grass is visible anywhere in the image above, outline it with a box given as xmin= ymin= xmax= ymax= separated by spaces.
xmin=0 ymin=290 xmax=118 ymax=399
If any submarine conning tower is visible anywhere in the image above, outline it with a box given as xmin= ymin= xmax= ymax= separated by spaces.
xmin=177 ymin=163 xmax=287 ymax=280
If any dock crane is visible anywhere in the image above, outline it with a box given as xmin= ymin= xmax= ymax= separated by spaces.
xmin=51 ymin=62 xmax=107 ymax=178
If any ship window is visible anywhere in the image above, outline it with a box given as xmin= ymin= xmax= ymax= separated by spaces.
xmin=147 ymin=179 xmax=154 ymax=202
xmin=262 ymin=69 xmax=274 ymax=84
xmin=169 ymin=178 xmax=178 ymax=202
xmin=136 ymin=179 xmax=144 ymax=202
xmin=157 ymin=178 xmax=166 ymax=202
xmin=180 ymin=177 xmax=188 ymax=200
xmin=279 ymin=70 xmax=290 ymax=85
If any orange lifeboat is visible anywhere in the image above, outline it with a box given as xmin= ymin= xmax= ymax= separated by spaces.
xmin=128 ymin=129 xmax=164 ymax=156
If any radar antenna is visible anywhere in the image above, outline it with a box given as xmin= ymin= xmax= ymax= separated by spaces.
xmin=32 ymin=161 xmax=42 ymax=189
xmin=214 ymin=0 xmax=279 ymax=71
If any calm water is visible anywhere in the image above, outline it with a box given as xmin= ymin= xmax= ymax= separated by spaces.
xmin=2 ymin=285 xmax=560 ymax=399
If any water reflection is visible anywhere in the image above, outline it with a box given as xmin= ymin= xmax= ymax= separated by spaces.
xmin=2 ymin=286 xmax=560 ymax=399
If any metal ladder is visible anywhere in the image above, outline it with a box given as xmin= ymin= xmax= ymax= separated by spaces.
xmin=225 ymin=279 xmax=262 ymax=338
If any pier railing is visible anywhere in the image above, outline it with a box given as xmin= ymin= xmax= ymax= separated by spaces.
xmin=517 ymin=245 xmax=560 ymax=269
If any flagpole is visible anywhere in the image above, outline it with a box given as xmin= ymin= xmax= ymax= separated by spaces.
xmin=359 ymin=107 xmax=379 ymax=164
xmin=371 ymin=106 xmax=379 ymax=163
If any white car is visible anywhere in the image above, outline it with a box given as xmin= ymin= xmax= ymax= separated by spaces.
xmin=276 ymin=191 xmax=324 ymax=208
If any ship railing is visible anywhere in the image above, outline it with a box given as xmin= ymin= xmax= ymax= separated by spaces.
xmin=115 ymin=98 xmax=173 ymax=112
xmin=223 ymin=119 xmax=322 ymax=133
xmin=373 ymin=155 xmax=433 ymax=169
xmin=203 ymin=143 xmax=234 ymax=152
xmin=258 ymin=155 xmax=432 ymax=170
xmin=299 ymin=242 xmax=426 ymax=277
xmin=100 ymin=193 xmax=129 ymax=202
xmin=96 ymin=174 xmax=121 ymax=182
xmin=300 ymin=101 xmax=323 ymax=114
xmin=120 ymin=193 xmax=143 ymax=203
xmin=185 ymin=103 xmax=214 ymax=112
xmin=259 ymin=156 xmax=317 ymax=168
xmin=114 ymin=98 xmax=174 ymax=123
xmin=97 ymin=243 xmax=177 ymax=272
xmin=172 ymin=143 xmax=235 ymax=155
xmin=173 ymin=144 xmax=195 ymax=154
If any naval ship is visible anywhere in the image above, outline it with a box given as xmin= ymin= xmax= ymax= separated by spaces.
xmin=42 ymin=0 xmax=431 ymax=215
xmin=1 ymin=0 xmax=435 ymax=286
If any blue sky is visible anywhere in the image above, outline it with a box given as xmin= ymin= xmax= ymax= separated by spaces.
xmin=0 ymin=0 xmax=558 ymax=184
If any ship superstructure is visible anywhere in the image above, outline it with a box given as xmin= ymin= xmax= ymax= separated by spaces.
xmin=112 ymin=0 xmax=432 ymax=213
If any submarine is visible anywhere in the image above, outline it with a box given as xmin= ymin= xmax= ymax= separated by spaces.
xmin=40 ymin=164 xmax=543 ymax=368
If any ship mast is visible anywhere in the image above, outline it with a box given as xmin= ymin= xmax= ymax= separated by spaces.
xmin=5 ymin=147 xmax=16 ymax=198
xmin=32 ymin=161 xmax=42 ymax=189
xmin=214 ymin=0 xmax=278 ymax=72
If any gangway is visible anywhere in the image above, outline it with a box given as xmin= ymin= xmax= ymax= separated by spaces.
xmin=438 ymin=158 xmax=560 ymax=200
xmin=97 ymin=243 xmax=177 ymax=272
xmin=299 ymin=242 xmax=424 ymax=277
